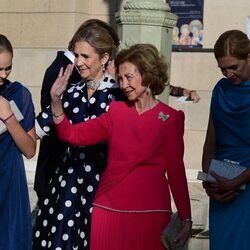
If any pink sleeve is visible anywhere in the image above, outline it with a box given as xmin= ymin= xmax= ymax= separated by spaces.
xmin=165 ymin=111 xmax=191 ymax=220
xmin=55 ymin=112 xmax=109 ymax=146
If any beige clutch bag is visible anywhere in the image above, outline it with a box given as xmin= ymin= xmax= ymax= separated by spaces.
xmin=160 ymin=212 xmax=183 ymax=250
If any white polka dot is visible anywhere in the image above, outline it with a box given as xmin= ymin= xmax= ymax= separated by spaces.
xmin=75 ymin=211 xmax=81 ymax=217
xmin=71 ymin=187 xmax=77 ymax=194
xmin=43 ymin=126 xmax=50 ymax=132
xmin=58 ymin=175 xmax=63 ymax=182
xmin=49 ymin=207 xmax=54 ymax=214
xmin=68 ymin=220 xmax=74 ymax=227
xmin=62 ymin=234 xmax=69 ymax=241
xmin=81 ymin=197 xmax=86 ymax=205
xmin=89 ymin=97 xmax=96 ymax=104
xmin=41 ymin=240 xmax=47 ymax=247
xmin=100 ymin=102 xmax=106 ymax=109
xmin=48 ymin=241 xmax=52 ymax=248
xmin=68 ymin=167 xmax=74 ymax=174
xmin=55 ymin=248 xmax=62 ymax=250
xmin=85 ymin=165 xmax=91 ymax=172
xmin=87 ymin=185 xmax=93 ymax=192
xmin=44 ymin=199 xmax=49 ymax=205
xmin=43 ymin=220 xmax=48 ymax=227
xmin=42 ymin=112 xmax=48 ymax=119
xmin=89 ymin=207 xmax=93 ymax=213
xmin=51 ymin=187 xmax=56 ymax=194
xmin=73 ymin=92 xmax=80 ymax=98
xmin=79 ymin=153 xmax=85 ymax=159
xmin=38 ymin=209 xmax=42 ymax=216
xmin=35 ymin=231 xmax=40 ymax=237
xmin=84 ymin=218 xmax=88 ymax=225
xmin=106 ymin=105 xmax=110 ymax=112
xmin=84 ymin=240 xmax=88 ymax=247
xmin=90 ymin=115 xmax=96 ymax=119
xmin=95 ymin=174 xmax=100 ymax=181
xmin=63 ymin=101 xmax=69 ymax=108
xmin=67 ymin=88 xmax=74 ymax=93
xmin=61 ymin=180 xmax=66 ymax=187
xmin=81 ymin=96 xmax=87 ymax=103
xmin=51 ymin=226 xmax=56 ymax=233
xmin=73 ymin=107 xmax=79 ymax=113
xmin=57 ymin=213 xmax=64 ymax=220
xmin=65 ymin=200 xmax=72 ymax=207
xmin=80 ymin=231 xmax=85 ymax=239
xmin=77 ymin=178 xmax=83 ymax=184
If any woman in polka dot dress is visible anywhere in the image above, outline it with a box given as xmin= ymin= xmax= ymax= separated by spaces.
xmin=32 ymin=20 xmax=126 ymax=250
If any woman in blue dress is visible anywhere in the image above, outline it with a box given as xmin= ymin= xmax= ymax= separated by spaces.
xmin=0 ymin=34 xmax=36 ymax=250
xmin=32 ymin=20 xmax=126 ymax=249
xmin=202 ymin=30 xmax=250 ymax=250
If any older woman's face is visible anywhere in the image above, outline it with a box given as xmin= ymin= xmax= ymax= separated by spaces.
xmin=217 ymin=55 xmax=250 ymax=84
xmin=117 ymin=62 xmax=148 ymax=101
xmin=0 ymin=52 xmax=12 ymax=86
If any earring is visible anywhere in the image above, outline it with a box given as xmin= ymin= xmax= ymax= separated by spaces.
xmin=145 ymin=86 xmax=151 ymax=95
xmin=102 ymin=63 xmax=105 ymax=72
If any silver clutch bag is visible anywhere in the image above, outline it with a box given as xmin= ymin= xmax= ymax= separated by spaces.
xmin=160 ymin=212 xmax=183 ymax=250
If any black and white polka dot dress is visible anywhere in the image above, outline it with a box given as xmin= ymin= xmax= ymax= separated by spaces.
xmin=32 ymin=75 xmax=126 ymax=250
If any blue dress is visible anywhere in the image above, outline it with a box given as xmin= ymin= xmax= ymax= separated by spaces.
xmin=32 ymin=74 xmax=126 ymax=250
xmin=209 ymin=78 xmax=250 ymax=250
xmin=0 ymin=80 xmax=35 ymax=250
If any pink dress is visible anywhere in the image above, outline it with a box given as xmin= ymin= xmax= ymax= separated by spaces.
xmin=55 ymin=101 xmax=191 ymax=250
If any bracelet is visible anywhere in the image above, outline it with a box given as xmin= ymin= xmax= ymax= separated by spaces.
xmin=0 ymin=112 xmax=14 ymax=123
xmin=52 ymin=112 xmax=64 ymax=118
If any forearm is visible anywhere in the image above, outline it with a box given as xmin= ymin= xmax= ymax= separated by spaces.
xmin=51 ymin=99 xmax=65 ymax=124
xmin=5 ymin=116 xmax=36 ymax=159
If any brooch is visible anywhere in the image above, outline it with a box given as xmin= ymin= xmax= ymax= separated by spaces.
xmin=158 ymin=111 xmax=169 ymax=121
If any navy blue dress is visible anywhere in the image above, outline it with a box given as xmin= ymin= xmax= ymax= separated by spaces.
xmin=32 ymin=74 xmax=126 ymax=249
xmin=0 ymin=80 xmax=35 ymax=250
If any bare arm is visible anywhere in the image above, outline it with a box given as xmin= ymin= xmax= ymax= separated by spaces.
xmin=202 ymin=109 xmax=216 ymax=173
xmin=0 ymin=96 xmax=36 ymax=159
xmin=50 ymin=64 xmax=74 ymax=124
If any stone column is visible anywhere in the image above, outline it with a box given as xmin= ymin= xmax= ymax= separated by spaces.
xmin=115 ymin=0 xmax=178 ymax=103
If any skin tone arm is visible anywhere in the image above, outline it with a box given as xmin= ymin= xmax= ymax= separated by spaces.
xmin=0 ymin=96 xmax=36 ymax=159
xmin=202 ymin=109 xmax=242 ymax=202
xmin=50 ymin=64 xmax=74 ymax=124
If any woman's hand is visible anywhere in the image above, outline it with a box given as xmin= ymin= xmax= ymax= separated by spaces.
xmin=174 ymin=220 xmax=192 ymax=247
xmin=0 ymin=96 xmax=12 ymax=120
xmin=50 ymin=64 xmax=74 ymax=101
xmin=203 ymin=180 xmax=239 ymax=203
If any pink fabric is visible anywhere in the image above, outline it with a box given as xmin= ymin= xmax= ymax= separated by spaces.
xmin=55 ymin=101 xmax=191 ymax=220
xmin=90 ymin=206 xmax=170 ymax=250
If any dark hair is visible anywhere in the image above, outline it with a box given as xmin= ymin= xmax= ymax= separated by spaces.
xmin=214 ymin=30 xmax=250 ymax=60
xmin=0 ymin=34 xmax=13 ymax=56
xmin=114 ymin=43 xmax=168 ymax=95
xmin=68 ymin=19 xmax=119 ymax=60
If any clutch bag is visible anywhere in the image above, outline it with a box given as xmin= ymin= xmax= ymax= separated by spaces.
xmin=160 ymin=212 xmax=183 ymax=250
xmin=197 ymin=159 xmax=247 ymax=190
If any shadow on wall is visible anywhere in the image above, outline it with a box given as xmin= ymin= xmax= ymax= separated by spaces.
xmin=103 ymin=0 xmax=123 ymax=28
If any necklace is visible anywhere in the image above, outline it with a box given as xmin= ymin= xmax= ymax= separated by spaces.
xmin=86 ymin=75 xmax=104 ymax=90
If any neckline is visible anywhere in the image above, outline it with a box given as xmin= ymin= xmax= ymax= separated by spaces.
xmin=135 ymin=100 xmax=160 ymax=115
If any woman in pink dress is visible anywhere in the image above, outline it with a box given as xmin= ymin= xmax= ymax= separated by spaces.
xmin=50 ymin=43 xmax=192 ymax=250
